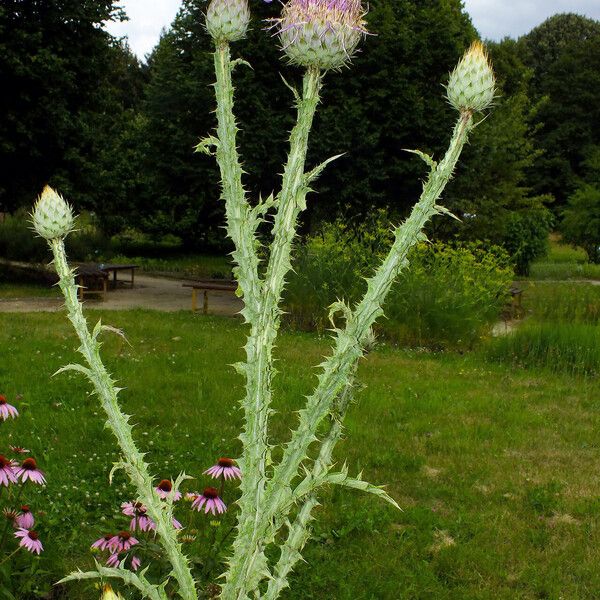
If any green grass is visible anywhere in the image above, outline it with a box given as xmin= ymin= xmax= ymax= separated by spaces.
xmin=529 ymin=237 xmax=600 ymax=281
xmin=0 ymin=282 xmax=59 ymax=299
xmin=108 ymin=254 xmax=233 ymax=279
xmin=1 ymin=311 xmax=600 ymax=598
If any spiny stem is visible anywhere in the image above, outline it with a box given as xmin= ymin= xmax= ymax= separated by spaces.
xmin=49 ymin=239 xmax=198 ymax=600
xmin=218 ymin=66 xmax=322 ymax=600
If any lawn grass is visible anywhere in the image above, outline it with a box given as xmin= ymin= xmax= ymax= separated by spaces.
xmin=1 ymin=310 xmax=600 ymax=599
xmin=0 ymin=282 xmax=59 ymax=299
xmin=529 ymin=236 xmax=600 ymax=281
xmin=108 ymin=254 xmax=233 ymax=279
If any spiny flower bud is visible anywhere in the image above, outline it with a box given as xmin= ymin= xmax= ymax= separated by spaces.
xmin=206 ymin=0 xmax=250 ymax=43
xmin=274 ymin=0 xmax=367 ymax=70
xmin=31 ymin=186 xmax=75 ymax=241
xmin=447 ymin=41 xmax=496 ymax=113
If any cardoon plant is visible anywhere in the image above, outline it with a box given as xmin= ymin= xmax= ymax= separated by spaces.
xmin=33 ymin=1 xmax=496 ymax=598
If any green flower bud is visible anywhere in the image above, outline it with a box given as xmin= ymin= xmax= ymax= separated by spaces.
xmin=206 ymin=0 xmax=250 ymax=44
xmin=100 ymin=585 xmax=123 ymax=600
xmin=447 ymin=41 xmax=496 ymax=113
xmin=31 ymin=185 xmax=75 ymax=241
xmin=275 ymin=0 xmax=367 ymax=71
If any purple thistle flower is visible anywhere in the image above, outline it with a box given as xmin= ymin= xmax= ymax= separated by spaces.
xmin=14 ymin=529 xmax=43 ymax=554
xmin=192 ymin=487 xmax=227 ymax=515
xmin=0 ymin=395 xmax=18 ymax=420
xmin=0 ymin=455 xmax=17 ymax=487
xmin=204 ymin=457 xmax=242 ymax=481
xmin=15 ymin=505 xmax=34 ymax=530
xmin=15 ymin=457 xmax=46 ymax=485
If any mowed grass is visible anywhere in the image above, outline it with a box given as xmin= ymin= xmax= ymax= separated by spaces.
xmin=0 ymin=282 xmax=59 ymax=299
xmin=1 ymin=311 xmax=600 ymax=599
xmin=529 ymin=236 xmax=600 ymax=281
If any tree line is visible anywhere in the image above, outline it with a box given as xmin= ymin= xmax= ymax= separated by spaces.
xmin=1 ymin=1 xmax=599 ymax=266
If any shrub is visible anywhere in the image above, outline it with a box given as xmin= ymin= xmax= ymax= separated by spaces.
xmin=285 ymin=216 xmax=514 ymax=349
xmin=0 ymin=209 xmax=48 ymax=262
xmin=561 ymin=184 xmax=600 ymax=264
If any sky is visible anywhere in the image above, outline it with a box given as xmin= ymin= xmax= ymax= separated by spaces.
xmin=105 ymin=0 xmax=600 ymax=60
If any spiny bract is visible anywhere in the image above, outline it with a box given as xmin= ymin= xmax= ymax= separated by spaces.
xmin=276 ymin=0 xmax=367 ymax=70
xmin=447 ymin=41 xmax=496 ymax=113
xmin=206 ymin=0 xmax=250 ymax=43
xmin=31 ymin=185 xmax=74 ymax=241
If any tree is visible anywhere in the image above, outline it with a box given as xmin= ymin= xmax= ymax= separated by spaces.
xmin=0 ymin=0 xmax=142 ymax=214
xmin=520 ymin=14 xmax=600 ymax=206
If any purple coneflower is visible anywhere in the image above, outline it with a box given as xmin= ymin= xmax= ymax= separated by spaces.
xmin=122 ymin=501 xmax=156 ymax=532
xmin=108 ymin=531 xmax=139 ymax=553
xmin=204 ymin=457 xmax=242 ymax=481
xmin=106 ymin=552 xmax=120 ymax=568
xmin=184 ymin=492 xmax=198 ymax=502
xmin=0 ymin=455 xmax=17 ymax=487
xmin=155 ymin=479 xmax=182 ymax=501
xmin=15 ymin=457 xmax=46 ymax=485
xmin=15 ymin=505 xmax=34 ymax=530
xmin=14 ymin=529 xmax=43 ymax=554
xmin=0 ymin=395 xmax=18 ymax=420
xmin=192 ymin=487 xmax=227 ymax=515
xmin=131 ymin=555 xmax=141 ymax=571
xmin=10 ymin=445 xmax=30 ymax=454
xmin=3 ymin=507 xmax=18 ymax=527
xmin=92 ymin=533 xmax=116 ymax=551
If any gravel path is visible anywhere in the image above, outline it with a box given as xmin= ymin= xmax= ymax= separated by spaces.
xmin=0 ymin=274 xmax=243 ymax=315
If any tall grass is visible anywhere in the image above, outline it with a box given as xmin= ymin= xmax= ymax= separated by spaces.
xmin=523 ymin=282 xmax=600 ymax=324
xmin=488 ymin=322 xmax=600 ymax=376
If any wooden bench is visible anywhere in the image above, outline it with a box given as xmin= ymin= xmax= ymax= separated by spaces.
xmin=183 ymin=279 xmax=237 ymax=313
xmin=76 ymin=265 xmax=109 ymax=301
xmin=98 ymin=263 xmax=138 ymax=289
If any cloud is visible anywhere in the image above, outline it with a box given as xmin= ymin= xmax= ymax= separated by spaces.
xmin=105 ymin=0 xmax=183 ymax=59
xmin=464 ymin=0 xmax=600 ymax=40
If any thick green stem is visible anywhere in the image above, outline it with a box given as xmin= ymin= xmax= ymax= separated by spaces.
xmin=219 ymin=66 xmax=322 ymax=600
xmin=49 ymin=239 xmax=197 ymax=600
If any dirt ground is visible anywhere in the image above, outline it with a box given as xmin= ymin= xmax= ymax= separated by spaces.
xmin=0 ymin=274 xmax=243 ymax=315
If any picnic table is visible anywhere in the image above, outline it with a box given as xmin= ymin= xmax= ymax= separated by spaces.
xmin=98 ymin=263 xmax=138 ymax=289
xmin=76 ymin=264 xmax=109 ymax=301
xmin=183 ymin=279 xmax=237 ymax=313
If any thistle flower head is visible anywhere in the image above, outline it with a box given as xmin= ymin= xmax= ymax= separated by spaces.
xmin=101 ymin=584 xmax=124 ymax=599
xmin=274 ymin=0 xmax=368 ymax=70
xmin=31 ymin=186 xmax=75 ymax=241
xmin=206 ymin=0 xmax=250 ymax=43
xmin=447 ymin=41 xmax=496 ymax=114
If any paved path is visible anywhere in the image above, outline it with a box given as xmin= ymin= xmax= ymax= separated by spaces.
xmin=0 ymin=274 xmax=243 ymax=315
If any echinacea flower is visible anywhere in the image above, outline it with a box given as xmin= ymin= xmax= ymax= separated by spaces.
xmin=204 ymin=457 xmax=242 ymax=480
xmin=106 ymin=552 xmax=140 ymax=571
xmin=108 ymin=531 xmax=139 ymax=553
xmin=131 ymin=555 xmax=141 ymax=571
xmin=0 ymin=395 xmax=18 ymax=420
xmin=15 ymin=505 xmax=34 ymax=530
xmin=0 ymin=455 xmax=17 ymax=487
xmin=3 ymin=507 xmax=18 ymax=526
xmin=192 ymin=487 xmax=227 ymax=515
xmin=184 ymin=492 xmax=199 ymax=502
xmin=15 ymin=457 xmax=46 ymax=485
xmin=9 ymin=446 xmax=30 ymax=454
xmin=273 ymin=0 xmax=368 ymax=70
xmin=14 ymin=529 xmax=43 ymax=554
xmin=155 ymin=479 xmax=182 ymax=501
xmin=92 ymin=533 xmax=116 ymax=551
xmin=121 ymin=501 xmax=156 ymax=532
xmin=106 ymin=552 xmax=121 ymax=568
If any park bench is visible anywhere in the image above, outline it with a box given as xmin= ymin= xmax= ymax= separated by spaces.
xmin=76 ymin=264 xmax=109 ymax=301
xmin=183 ymin=279 xmax=237 ymax=313
xmin=98 ymin=263 xmax=138 ymax=289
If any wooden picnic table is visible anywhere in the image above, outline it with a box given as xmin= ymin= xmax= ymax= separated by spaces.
xmin=98 ymin=263 xmax=138 ymax=289
xmin=76 ymin=264 xmax=109 ymax=301
xmin=183 ymin=279 xmax=237 ymax=313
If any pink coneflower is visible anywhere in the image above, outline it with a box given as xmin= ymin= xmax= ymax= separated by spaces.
xmin=204 ymin=457 xmax=242 ymax=481
xmin=107 ymin=552 xmax=140 ymax=571
xmin=15 ymin=505 xmax=34 ymax=530
xmin=14 ymin=529 xmax=43 ymax=554
xmin=155 ymin=479 xmax=182 ymax=501
xmin=0 ymin=455 xmax=17 ymax=487
xmin=184 ymin=492 xmax=199 ymax=502
xmin=9 ymin=446 xmax=30 ymax=454
xmin=131 ymin=555 xmax=141 ymax=571
xmin=3 ymin=507 xmax=18 ymax=527
xmin=15 ymin=457 xmax=46 ymax=485
xmin=192 ymin=487 xmax=227 ymax=515
xmin=108 ymin=531 xmax=139 ymax=552
xmin=92 ymin=533 xmax=115 ymax=551
xmin=122 ymin=501 xmax=156 ymax=532
xmin=0 ymin=395 xmax=18 ymax=420
xmin=106 ymin=552 xmax=121 ymax=568
xmin=172 ymin=517 xmax=183 ymax=530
